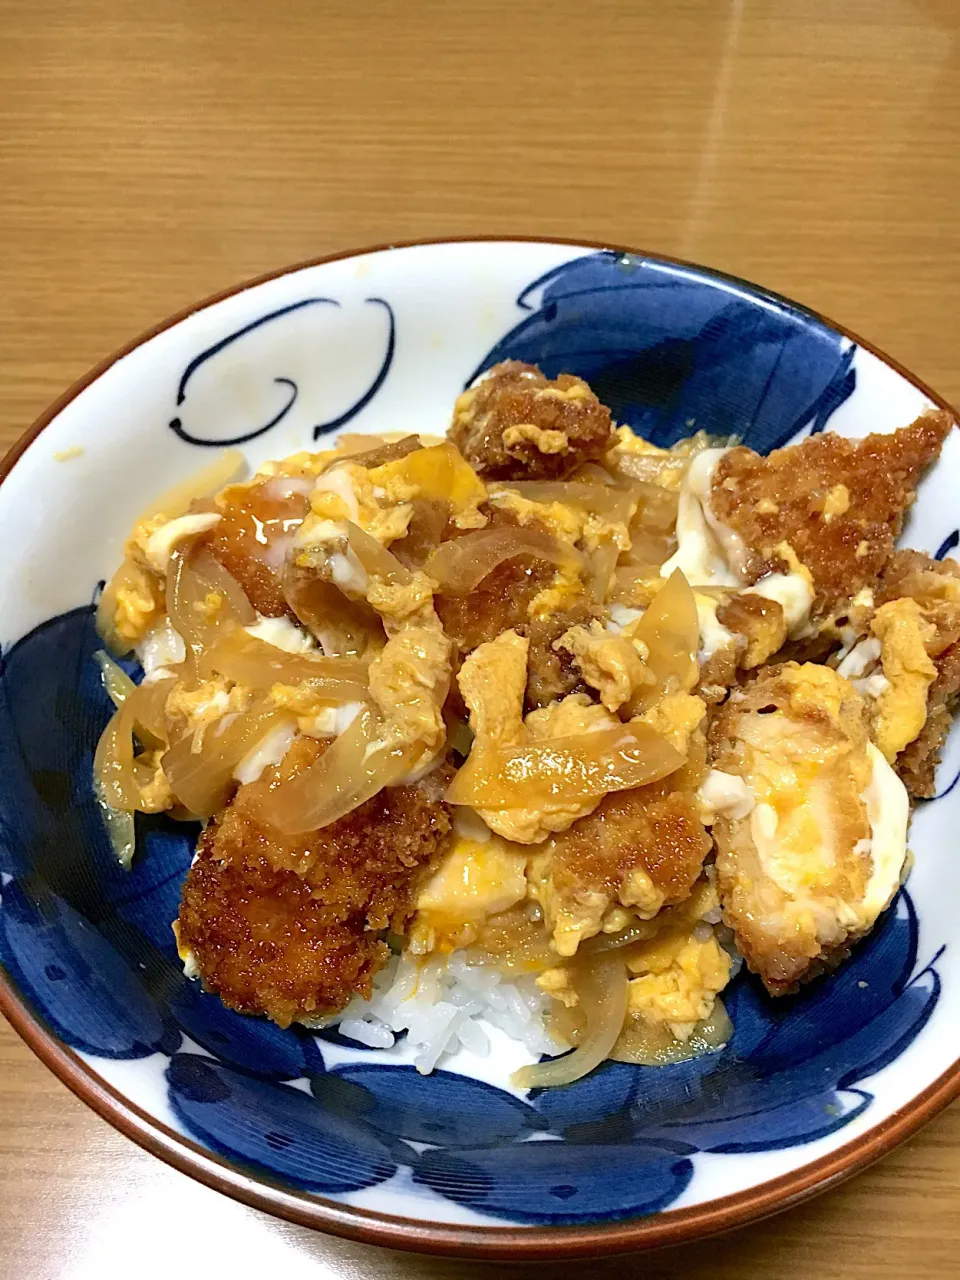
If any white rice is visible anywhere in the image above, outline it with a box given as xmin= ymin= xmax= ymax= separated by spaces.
xmin=325 ymin=951 xmax=564 ymax=1075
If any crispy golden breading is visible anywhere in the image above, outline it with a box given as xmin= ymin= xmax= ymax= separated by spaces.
xmin=523 ymin=609 xmax=591 ymax=710
xmin=718 ymin=594 xmax=787 ymax=669
xmin=435 ymin=555 xmax=555 ymax=654
xmin=710 ymin=663 xmax=886 ymax=996
xmin=554 ymin=783 xmax=710 ymax=906
xmin=532 ymin=752 xmax=710 ymax=956
xmin=178 ymin=838 xmax=389 ymax=1028
xmin=710 ymin=412 xmax=952 ymax=615
xmin=177 ymin=738 xmax=451 ymax=1025
xmin=877 ymin=550 xmax=960 ymax=796
xmin=696 ymin=595 xmax=787 ymax=704
xmin=449 ymin=361 xmax=614 ymax=481
xmin=434 ymin=505 xmax=581 ymax=680
xmin=203 ymin=480 xmax=309 ymax=617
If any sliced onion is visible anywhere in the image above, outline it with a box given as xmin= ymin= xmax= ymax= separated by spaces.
xmin=199 ymin=627 xmax=368 ymax=696
xmin=424 ymin=527 xmax=582 ymax=596
xmin=162 ymin=703 xmax=288 ymax=817
xmin=446 ymin=721 xmax=683 ymax=809
xmin=393 ymin=498 xmax=449 ymax=568
xmin=499 ymin=481 xmax=635 ymax=523
xmin=127 ymin=678 xmax=175 ymax=747
xmin=345 ymin=522 xmax=412 ymax=585
xmin=166 ymin=546 xmax=256 ymax=653
xmin=628 ymin=569 xmax=699 ymax=711
xmin=96 ymin=559 xmax=162 ymax=656
xmin=259 ymin=704 xmax=413 ymax=834
xmin=137 ymin=450 xmax=245 ymax=523
xmin=586 ymin=542 xmax=619 ymax=603
xmin=94 ymin=700 xmax=154 ymax=811
xmin=611 ymin=1000 xmax=733 ymax=1066
xmin=282 ymin=561 xmax=383 ymax=658
xmin=93 ymin=776 xmax=136 ymax=870
xmin=629 ymin=481 xmax=680 ymax=534
xmin=512 ymin=955 xmax=628 ymax=1089
xmin=336 ymin=435 xmax=421 ymax=469
xmin=94 ymin=650 xmax=136 ymax=707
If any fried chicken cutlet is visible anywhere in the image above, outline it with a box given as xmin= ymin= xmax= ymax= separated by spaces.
xmin=177 ymin=737 xmax=451 ymax=1026
xmin=450 ymin=361 xmax=615 ymax=481
xmin=874 ymin=550 xmax=960 ymax=796
xmin=709 ymin=411 xmax=952 ymax=619
xmin=530 ymin=759 xmax=711 ymax=957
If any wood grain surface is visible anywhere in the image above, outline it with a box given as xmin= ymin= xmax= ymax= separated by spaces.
xmin=2 ymin=1 xmax=960 ymax=1275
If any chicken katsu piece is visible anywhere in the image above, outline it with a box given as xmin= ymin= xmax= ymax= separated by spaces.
xmin=839 ymin=549 xmax=960 ymax=798
xmin=449 ymin=361 xmax=615 ymax=481
xmin=176 ymin=737 xmax=451 ymax=1026
xmin=434 ymin=504 xmax=594 ymax=708
xmin=433 ymin=512 xmax=558 ymax=654
xmin=709 ymin=411 xmax=952 ymax=618
xmin=202 ymin=475 xmax=311 ymax=617
xmin=530 ymin=765 xmax=712 ymax=957
xmin=708 ymin=662 xmax=908 ymax=995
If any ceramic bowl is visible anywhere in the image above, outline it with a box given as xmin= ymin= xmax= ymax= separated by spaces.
xmin=2 ymin=239 xmax=959 ymax=1260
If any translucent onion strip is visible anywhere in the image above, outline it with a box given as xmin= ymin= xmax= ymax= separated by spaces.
xmin=512 ymin=955 xmax=628 ymax=1089
xmin=446 ymin=722 xmax=684 ymax=809
xmin=93 ymin=776 xmax=136 ymax=870
xmin=424 ymin=527 xmax=583 ymax=596
xmin=162 ymin=705 xmax=288 ymax=817
xmin=94 ymin=700 xmax=154 ymax=811
xmin=199 ymin=627 xmax=368 ymax=697
xmin=627 ymin=569 xmax=699 ymax=712
xmin=166 ymin=546 xmax=256 ymax=654
xmin=498 ymin=481 xmax=635 ymax=522
xmin=260 ymin=704 xmax=414 ymax=834
xmin=94 ymin=650 xmax=136 ymax=708
xmin=345 ymin=522 xmax=413 ymax=585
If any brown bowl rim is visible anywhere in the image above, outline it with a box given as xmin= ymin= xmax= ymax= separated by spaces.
xmin=1 ymin=235 xmax=958 ymax=1261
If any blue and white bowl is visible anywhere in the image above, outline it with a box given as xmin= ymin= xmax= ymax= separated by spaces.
xmin=1 ymin=239 xmax=958 ymax=1259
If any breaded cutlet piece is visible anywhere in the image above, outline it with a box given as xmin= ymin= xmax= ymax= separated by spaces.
xmin=697 ymin=594 xmax=793 ymax=705
xmin=202 ymin=480 xmax=309 ymax=617
xmin=709 ymin=411 xmax=953 ymax=617
xmin=522 ymin=609 xmax=591 ymax=710
xmin=434 ymin=508 xmax=594 ymax=711
xmin=710 ymin=662 xmax=901 ymax=995
xmin=177 ymin=737 xmax=451 ymax=1026
xmin=449 ymin=361 xmax=614 ymax=482
xmin=531 ymin=762 xmax=711 ymax=957
xmin=877 ymin=550 xmax=960 ymax=797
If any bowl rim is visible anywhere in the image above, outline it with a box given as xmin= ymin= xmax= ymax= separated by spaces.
xmin=1 ymin=235 xmax=958 ymax=1260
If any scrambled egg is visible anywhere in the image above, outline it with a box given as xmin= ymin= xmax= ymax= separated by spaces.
xmin=527 ymin=841 xmax=666 ymax=958
xmin=626 ymin=932 xmax=732 ymax=1040
xmin=638 ymin=691 xmax=706 ymax=755
xmin=457 ymin=632 xmax=622 ymax=843
xmin=308 ymin=461 xmax=412 ymax=545
xmin=557 ymin=620 xmax=650 ymax=712
xmin=870 ymin=597 xmax=937 ymax=763
xmin=535 ymin=878 xmax=733 ymax=1039
xmin=166 ymin=679 xmax=252 ymax=751
xmin=109 ymin=561 xmax=164 ymax=647
xmin=305 ymin=442 xmax=488 ymax=547
xmin=411 ymin=829 xmax=528 ymax=952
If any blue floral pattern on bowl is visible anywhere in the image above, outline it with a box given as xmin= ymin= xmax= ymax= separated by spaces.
xmin=0 ymin=246 xmax=948 ymax=1233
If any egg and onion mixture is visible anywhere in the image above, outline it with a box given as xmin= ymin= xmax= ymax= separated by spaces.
xmin=94 ymin=361 xmax=958 ymax=1083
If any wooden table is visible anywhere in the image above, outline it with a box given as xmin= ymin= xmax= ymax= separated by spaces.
xmin=2 ymin=1 xmax=959 ymax=1275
